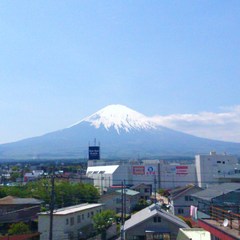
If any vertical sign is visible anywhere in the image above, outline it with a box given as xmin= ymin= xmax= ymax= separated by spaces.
xmin=88 ymin=146 xmax=100 ymax=160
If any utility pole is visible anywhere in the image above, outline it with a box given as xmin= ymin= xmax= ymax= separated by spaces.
xmin=121 ymin=181 xmax=124 ymax=240
xmin=49 ymin=169 xmax=55 ymax=240
xmin=123 ymin=179 xmax=126 ymax=220
xmin=154 ymin=175 xmax=157 ymax=204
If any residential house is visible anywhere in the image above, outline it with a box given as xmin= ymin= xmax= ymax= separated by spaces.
xmin=0 ymin=196 xmax=43 ymax=224
xmin=99 ymin=189 xmax=140 ymax=214
xmin=123 ymin=204 xmax=190 ymax=240
xmin=24 ymin=170 xmax=44 ymax=182
xmin=169 ymin=184 xmax=203 ymax=217
xmin=190 ymin=183 xmax=240 ymax=240
xmin=131 ymin=183 xmax=152 ymax=200
xmin=38 ymin=203 xmax=104 ymax=240
xmin=191 ymin=182 xmax=240 ymax=215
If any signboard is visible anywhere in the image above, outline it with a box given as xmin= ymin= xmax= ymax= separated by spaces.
xmin=88 ymin=146 xmax=100 ymax=160
xmin=145 ymin=166 xmax=156 ymax=175
xmin=132 ymin=166 xmax=145 ymax=175
xmin=176 ymin=165 xmax=188 ymax=175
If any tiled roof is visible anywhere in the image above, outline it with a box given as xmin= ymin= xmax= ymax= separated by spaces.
xmin=0 ymin=196 xmax=43 ymax=205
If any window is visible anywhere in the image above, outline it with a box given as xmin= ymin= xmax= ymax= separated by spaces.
xmin=217 ymin=161 xmax=221 ymax=164
xmin=70 ymin=217 xmax=74 ymax=226
xmin=91 ymin=211 xmax=94 ymax=216
xmin=185 ymin=196 xmax=193 ymax=201
xmin=82 ymin=214 xmax=84 ymax=220
xmin=77 ymin=215 xmax=81 ymax=223
xmin=153 ymin=216 xmax=161 ymax=222
xmin=178 ymin=208 xmax=184 ymax=214
xmin=223 ymin=161 xmax=225 ymax=164
xmin=146 ymin=232 xmax=170 ymax=240
xmin=87 ymin=212 xmax=90 ymax=218
xmin=66 ymin=218 xmax=69 ymax=225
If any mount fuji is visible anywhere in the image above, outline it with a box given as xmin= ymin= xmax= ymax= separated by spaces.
xmin=1 ymin=104 xmax=240 ymax=160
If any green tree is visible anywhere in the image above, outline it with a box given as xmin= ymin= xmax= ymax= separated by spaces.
xmin=92 ymin=210 xmax=115 ymax=239
xmin=8 ymin=222 xmax=30 ymax=235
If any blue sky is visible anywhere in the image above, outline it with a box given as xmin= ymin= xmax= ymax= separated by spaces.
xmin=0 ymin=1 xmax=240 ymax=143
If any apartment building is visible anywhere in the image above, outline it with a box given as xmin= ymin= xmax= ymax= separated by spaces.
xmin=38 ymin=203 xmax=103 ymax=240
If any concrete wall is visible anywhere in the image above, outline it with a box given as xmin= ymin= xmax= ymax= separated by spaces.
xmin=38 ymin=205 xmax=103 ymax=240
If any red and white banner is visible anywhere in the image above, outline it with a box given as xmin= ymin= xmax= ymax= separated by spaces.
xmin=176 ymin=166 xmax=188 ymax=175
xmin=132 ymin=166 xmax=145 ymax=175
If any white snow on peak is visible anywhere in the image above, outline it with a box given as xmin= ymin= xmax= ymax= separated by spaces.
xmin=73 ymin=104 xmax=158 ymax=134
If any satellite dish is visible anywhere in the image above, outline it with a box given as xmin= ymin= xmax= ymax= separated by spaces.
xmin=223 ymin=218 xmax=229 ymax=227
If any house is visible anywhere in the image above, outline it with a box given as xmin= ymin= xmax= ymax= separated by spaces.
xmin=24 ymin=170 xmax=44 ymax=182
xmin=169 ymin=184 xmax=203 ymax=217
xmin=0 ymin=196 xmax=43 ymax=224
xmin=131 ymin=183 xmax=152 ymax=200
xmin=190 ymin=183 xmax=240 ymax=240
xmin=38 ymin=203 xmax=104 ymax=240
xmin=99 ymin=189 xmax=140 ymax=214
xmin=123 ymin=204 xmax=190 ymax=240
xmin=190 ymin=182 xmax=240 ymax=214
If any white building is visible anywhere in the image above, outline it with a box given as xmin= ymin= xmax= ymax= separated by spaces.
xmin=38 ymin=203 xmax=103 ymax=240
xmin=177 ymin=228 xmax=211 ymax=240
xmin=87 ymin=160 xmax=196 ymax=192
xmin=87 ymin=165 xmax=129 ymax=193
xmin=87 ymin=152 xmax=239 ymax=193
xmin=195 ymin=151 xmax=240 ymax=188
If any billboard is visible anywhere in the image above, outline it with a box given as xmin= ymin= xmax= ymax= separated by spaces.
xmin=145 ymin=166 xmax=156 ymax=175
xmin=176 ymin=165 xmax=188 ymax=175
xmin=132 ymin=166 xmax=145 ymax=175
xmin=88 ymin=146 xmax=100 ymax=160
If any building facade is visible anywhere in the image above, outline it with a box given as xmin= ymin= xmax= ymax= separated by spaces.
xmin=124 ymin=204 xmax=190 ymax=240
xmin=38 ymin=203 xmax=103 ymax=240
xmin=195 ymin=151 xmax=240 ymax=188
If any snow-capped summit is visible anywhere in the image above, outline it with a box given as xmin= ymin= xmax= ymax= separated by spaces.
xmin=76 ymin=104 xmax=158 ymax=134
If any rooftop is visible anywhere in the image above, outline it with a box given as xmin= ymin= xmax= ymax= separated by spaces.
xmin=39 ymin=203 xmax=103 ymax=216
xmin=87 ymin=165 xmax=119 ymax=174
xmin=115 ymin=189 xmax=139 ymax=196
xmin=191 ymin=183 xmax=240 ymax=201
xmin=0 ymin=196 xmax=43 ymax=205
xmin=124 ymin=204 xmax=189 ymax=231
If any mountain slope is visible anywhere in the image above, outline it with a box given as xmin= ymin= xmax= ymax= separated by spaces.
xmin=0 ymin=104 xmax=240 ymax=160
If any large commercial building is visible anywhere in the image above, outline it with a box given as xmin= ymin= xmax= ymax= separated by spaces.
xmin=87 ymin=152 xmax=240 ymax=192
xmin=195 ymin=151 xmax=240 ymax=188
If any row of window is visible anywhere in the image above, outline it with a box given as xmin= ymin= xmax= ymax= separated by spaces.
xmin=65 ymin=209 xmax=102 ymax=226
